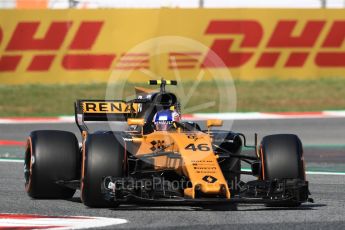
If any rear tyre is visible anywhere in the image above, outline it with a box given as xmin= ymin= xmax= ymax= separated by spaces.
xmin=25 ymin=130 xmax=79 ymax=199
xmin=260 ymin=134 xmax=305 ymax=207
xmin=211 ymin=131 xmax=242 ymax=196
xmin=81 ymin=132 xmax=126 ymax=208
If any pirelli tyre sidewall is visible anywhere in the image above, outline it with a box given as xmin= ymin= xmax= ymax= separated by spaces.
xmin=81 ymin=132 xmax=125 ymax=208
xmin=25 ymin=130 xmax=79 ymax=199
xmin=260 ymin=134 xmax=305 ymax=207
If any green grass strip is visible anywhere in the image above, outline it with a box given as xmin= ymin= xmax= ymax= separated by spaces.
xmin=1 ymin=79 xmax=345 ymax=116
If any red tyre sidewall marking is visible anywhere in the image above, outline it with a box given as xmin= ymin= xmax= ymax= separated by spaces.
xmin=24 ymin=137 xmax=33 ymax=193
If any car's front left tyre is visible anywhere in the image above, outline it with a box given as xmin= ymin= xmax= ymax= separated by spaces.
xmin=260 ymin=134 xmax=306 ymax=207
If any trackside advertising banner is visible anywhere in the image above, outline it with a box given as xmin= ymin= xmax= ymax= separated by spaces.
xmin=0 ymin=9 xmax=344 ymax=84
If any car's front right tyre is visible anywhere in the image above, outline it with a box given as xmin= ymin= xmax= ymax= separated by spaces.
xmin=25 ymin=130 xmax=79 ymax=199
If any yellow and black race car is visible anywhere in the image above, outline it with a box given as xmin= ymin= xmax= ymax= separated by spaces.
xmin=24 ymin=80 xmax=312 ymax=208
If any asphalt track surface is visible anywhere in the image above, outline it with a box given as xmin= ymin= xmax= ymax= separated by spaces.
xmin=1 ymin=117 xmax=344 ymax=145
xmin=0 ymin=118 xmax=345 ymax=229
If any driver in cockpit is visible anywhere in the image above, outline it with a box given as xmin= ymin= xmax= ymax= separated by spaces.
xmin=153 ymin=107 xmax=181 ymax=131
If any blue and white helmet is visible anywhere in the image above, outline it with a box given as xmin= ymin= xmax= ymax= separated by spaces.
xmin=153 ymin=109 xmax=180 ymax=131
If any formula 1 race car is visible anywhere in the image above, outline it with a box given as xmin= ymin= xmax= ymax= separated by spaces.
xmin=24 ymin=80 xmax=311 ymax=208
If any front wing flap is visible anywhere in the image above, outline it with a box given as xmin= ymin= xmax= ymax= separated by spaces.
xmin=101 ymin=177 xmax=311 ymax=205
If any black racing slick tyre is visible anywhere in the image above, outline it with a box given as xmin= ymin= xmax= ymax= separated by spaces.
xmin=25 ymin=130 xmax=79 ymax=199
xmin=260 ymin=134 xmax=305 ymax=207
xmin=261 ymin=134 xmax=305 ymax=180
xmin=81 ymin=132 xmax=126 ymax=208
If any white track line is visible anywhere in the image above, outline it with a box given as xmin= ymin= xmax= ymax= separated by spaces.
xmin=0 ymin=117 xmax=74 ymax=124
xmin=1 ymin=111 xmax=345 ymax=124
xmin=0 ymin=214 xmax=127 ymax=229
xmin=305 ymin=171 xmax=345 ymax=175
xmin=191 ymin=111 xmax=345 ymax=120
xmin=0 ymin=159 xmax=24 ymax=163
xmin=238 ymin=168 xmax=345 ymax=176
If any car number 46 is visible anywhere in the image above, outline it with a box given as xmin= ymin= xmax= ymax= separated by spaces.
xmin=185 ymin=143 xmax=210 ymax=151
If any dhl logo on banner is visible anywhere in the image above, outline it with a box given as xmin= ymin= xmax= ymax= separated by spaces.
xmin=0 ymin=9 xmax=344 ymax=84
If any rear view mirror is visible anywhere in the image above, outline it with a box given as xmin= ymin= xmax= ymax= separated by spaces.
xmin=127 ymin=118 xmax=145 ymax=126
xmin=206 ymin=119 xmax=223 ymax=128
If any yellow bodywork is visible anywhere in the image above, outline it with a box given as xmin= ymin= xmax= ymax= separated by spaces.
xmin=133 ymin=130 xmax=231 ymax=199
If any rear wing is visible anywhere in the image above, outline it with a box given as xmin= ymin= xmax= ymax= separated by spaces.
xmin=75 ymin=100 xmax=140 ymax=132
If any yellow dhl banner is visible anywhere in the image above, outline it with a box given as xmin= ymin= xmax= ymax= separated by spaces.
xmin=0 ymin=9 xmax=345 ymax=84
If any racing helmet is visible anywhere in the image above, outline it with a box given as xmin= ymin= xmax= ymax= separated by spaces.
xmin=153 ymin=109 xmax=180 ymax=131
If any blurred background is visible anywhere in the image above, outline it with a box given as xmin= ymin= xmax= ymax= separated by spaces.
xmin=0 ymin=3 xmax=344 ymax=226
xmin=1 ymin=0 xmax=345 ymax=9
xmin=0 ymin=0 xmax=345 ymax=116
xmin=0 ymin=0 xmax=344 ymax=159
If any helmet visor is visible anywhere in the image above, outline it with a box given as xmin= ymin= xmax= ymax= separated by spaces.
xmin=155 ymin=121 xmax=172 ymax=131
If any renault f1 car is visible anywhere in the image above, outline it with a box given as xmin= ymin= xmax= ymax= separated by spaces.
xmin=24 ymin=80 xmax=312 ymax=208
